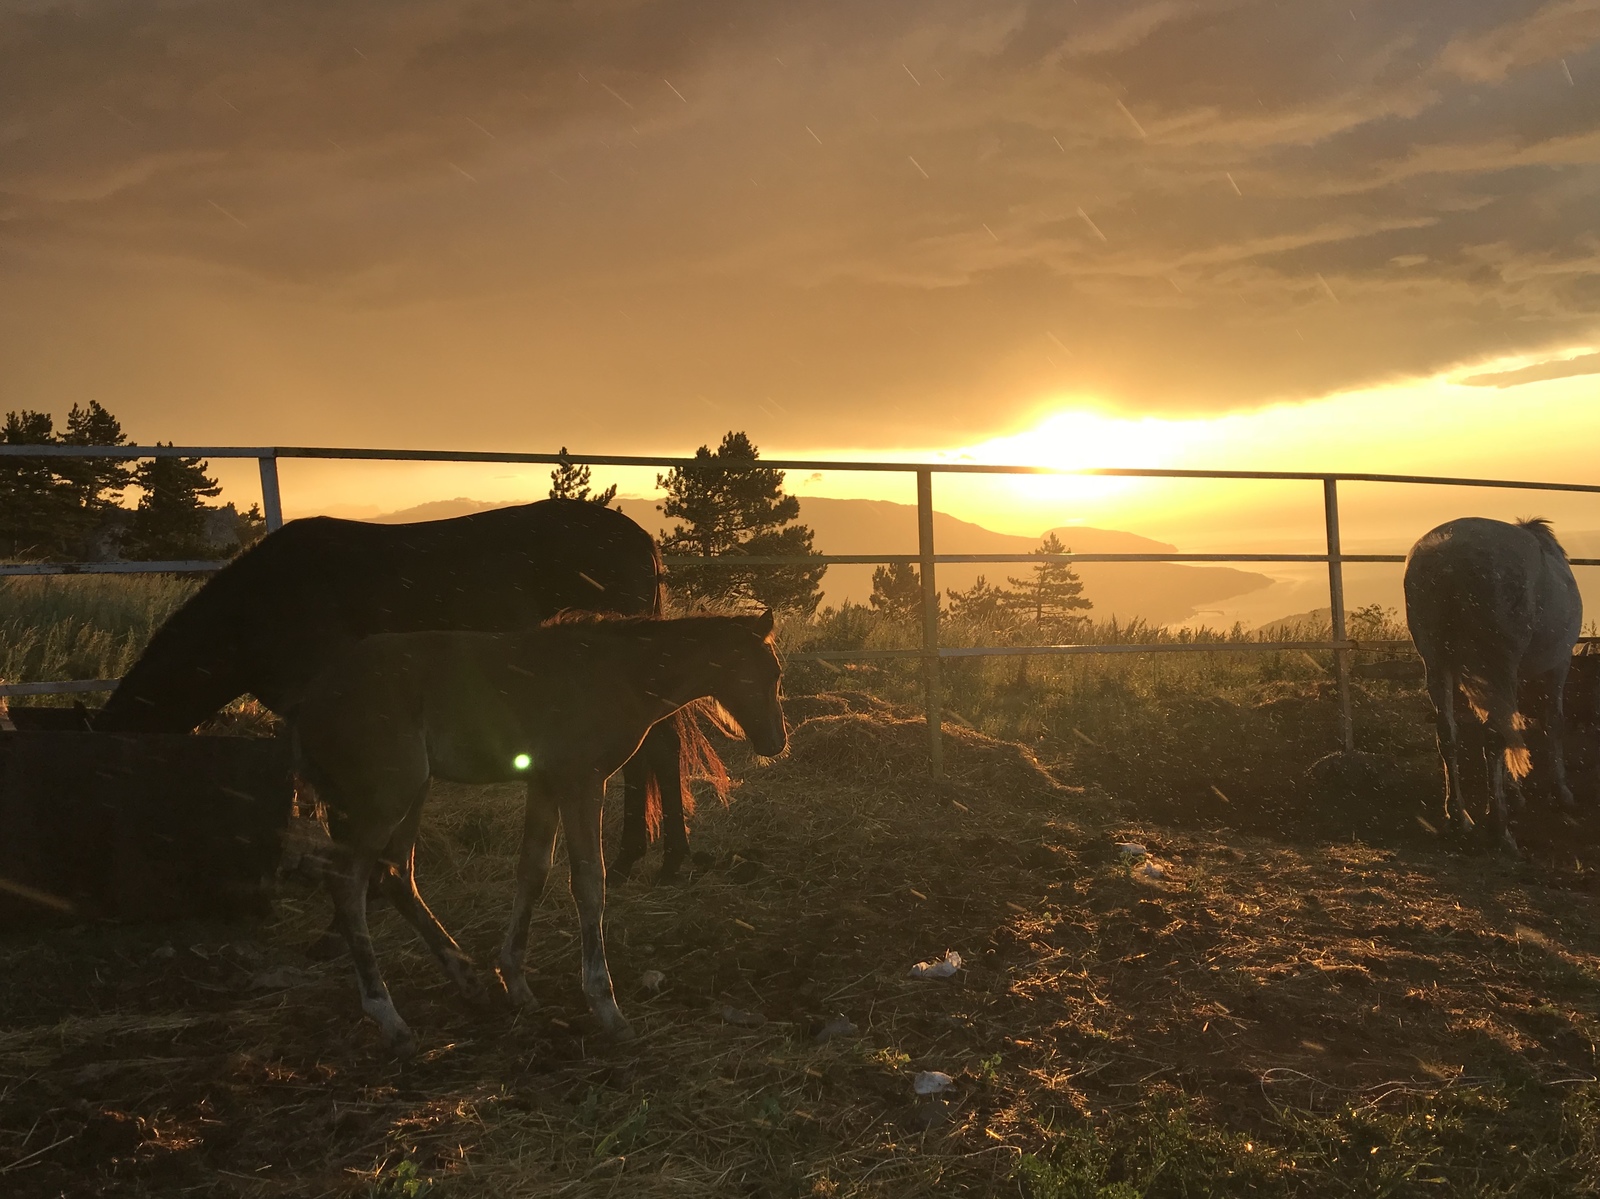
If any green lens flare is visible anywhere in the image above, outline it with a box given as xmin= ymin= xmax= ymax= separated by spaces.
xmin=513 ymin=753 xmax=532 ymax=771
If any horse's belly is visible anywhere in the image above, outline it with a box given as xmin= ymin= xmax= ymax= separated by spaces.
xmin=426 ymin=736 xmax=519 ymax=785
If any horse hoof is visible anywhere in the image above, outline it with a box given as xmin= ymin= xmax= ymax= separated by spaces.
xmin=383 ymin=1025 xmax=419 ymax=1059
xmin=607 ymin=1018 xmax=637 ymax=1042
xmin=456 ymin=972 xmax=494 ymax=1009
xmin=305 ymin=931 xmax=347 ymax=960
xmin=607 ymin=854 xmax=642 ymax=883
xmin=502 ymin=973 xmax=538 ymax=1010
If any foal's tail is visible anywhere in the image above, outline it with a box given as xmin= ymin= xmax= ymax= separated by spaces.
xmin=642 ymin=703 xmax=732 ymax=839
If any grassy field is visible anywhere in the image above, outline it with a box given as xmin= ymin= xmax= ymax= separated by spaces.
xmin=4 ymin=585 xmax=1600 ymax=1195
xmin=0 ymin=574 xmax=199 ymax=696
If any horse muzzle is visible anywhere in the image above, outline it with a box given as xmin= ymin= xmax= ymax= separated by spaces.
xmin=750 ymin=717 xmax=787 ymax=759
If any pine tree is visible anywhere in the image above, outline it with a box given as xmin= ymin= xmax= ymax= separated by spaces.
xmin=54 ymin=401 xmax=135 ymax=552
xmin=0 ymin=402 xmax=143 ymax=559
xmin=548 ymin=448 xmax=618 ymax=507
xmin=945 ymin=574 xmax=1009 ymax=624
xmin=0 ymin=410 xmax=71 ymax=559
xmin=657 ymin=431 xmax=826 ymax=614
xmin=869 ymin=561 xmax=924 ymax=623
xmin=125 ymin=446 xmax=224 ymax=560
xmin=235 ymin=503 xmax=267 ymax=550
xmin=1005 ymin=532 xmax=1093 ymax=629
xmin=56 ymin=402 xmax=134 ymax=510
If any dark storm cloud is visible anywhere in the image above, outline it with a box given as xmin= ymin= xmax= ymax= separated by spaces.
xmin=1 ymin=0 xmax=1598 ymax=447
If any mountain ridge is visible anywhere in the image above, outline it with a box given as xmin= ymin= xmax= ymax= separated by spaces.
xmin=357 ymin=494 xmax=1270 ymax=624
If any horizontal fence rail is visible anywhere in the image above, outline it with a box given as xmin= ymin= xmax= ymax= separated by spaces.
xmin=5 ymin=443 xmax=1600 ymax=770
xmin=8 ymin=442 xmax=1600 ymax=491
xmin=10 ymin=553 xmax=1600 ymax=578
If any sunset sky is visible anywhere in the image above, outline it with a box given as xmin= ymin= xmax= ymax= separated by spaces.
xmin=4 ymin=0 xmax=1600 ymax=554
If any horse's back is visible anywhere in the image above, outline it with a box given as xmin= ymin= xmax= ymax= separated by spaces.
xmin=105 ymin=500 xmax=662 ymax=729
xmin=1404 ymin=517 xmax=1581 ymax=675
xmin=235 ymin=502 xmax=660 ymax=627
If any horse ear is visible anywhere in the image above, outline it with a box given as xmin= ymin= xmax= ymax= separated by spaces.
xmin=754 ymin=608 xmax=775 ymax=639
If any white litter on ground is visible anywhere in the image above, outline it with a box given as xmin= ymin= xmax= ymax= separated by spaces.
xmin=913 ymin=1071 xmax=954 ymax=1095
xmin=909 ymin=950 xmax=963 ymax=979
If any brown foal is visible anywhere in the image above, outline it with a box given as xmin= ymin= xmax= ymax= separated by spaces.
xmin=291 ymin=612 xmax=786 ymax=1055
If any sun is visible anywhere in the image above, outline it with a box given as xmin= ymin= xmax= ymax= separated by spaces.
xmin=927 ymin=404 xmax=1198 ymax=533
xmin=961 ymin=407 xmax=1192 ymax=472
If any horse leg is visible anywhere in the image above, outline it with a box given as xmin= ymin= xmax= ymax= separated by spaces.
xmin=646 ymin=719 xmax=689 ymax=882
xmin=307 ymin=870 xmax=384 ymax=960
xmin=610 ymin=750 xmax=650 ymax=882
xmin=375 ymin=789 xmax=487 ymax=1005
xmin=1530 ymin=668 xmax=1578 ymax=811
xmin=1488 ymin=744 xmax=1520 ymax=854
xmin=326 ymin=849 xmax=417 ymax=1056
xmin=559 ymin=777 xmax=634 ymax=1039
xmin=498 ymin=778 xmax=561 ymax=1010
xmin=1425 ymin=667 xmax=1472 ymax=834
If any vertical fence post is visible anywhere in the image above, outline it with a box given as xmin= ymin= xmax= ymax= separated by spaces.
xmin=916 ymin=469 xmax=944 ymax=776
xmin=1323 ymin=477 xmax=1354 ymax=751
xmin=258 ymin=454 xmax=284 ymax=533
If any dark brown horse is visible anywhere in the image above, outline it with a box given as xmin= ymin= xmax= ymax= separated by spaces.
xmin=1405 ymin=517 xmax=1583 ymax=849
xmin=291 ymin=612 xmax=786 ymax=1055
xmin=98 ymin=499 xmax=708 ymax=879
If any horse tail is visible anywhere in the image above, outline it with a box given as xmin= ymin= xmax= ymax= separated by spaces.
xmin=1505 ymin=741 xmax=1533 ymax=779
xmin=1517 ymin=516 xmax=1567 ymax=559
xmin=1462 ymin=678 xmax=1534 ymax=779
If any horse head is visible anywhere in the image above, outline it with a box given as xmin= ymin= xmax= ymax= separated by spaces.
xmin=708 ymin=609 xmax=787 ymax=758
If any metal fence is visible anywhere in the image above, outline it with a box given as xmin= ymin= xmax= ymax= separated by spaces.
xmin=5 ymin=443 xmax=1600 ymax=773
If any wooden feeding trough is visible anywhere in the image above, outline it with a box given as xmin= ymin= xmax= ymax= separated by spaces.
xmin=0 ymin=706 xmax=293 ymax=926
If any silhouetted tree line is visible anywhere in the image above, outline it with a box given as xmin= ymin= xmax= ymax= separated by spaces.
xmin=549 ymin=431 xmax=825 ymax=615
xmin=870 ymin=530 xmax=1093 ymax=632
xmin=0 ymin=402 xmax=263 ymax=561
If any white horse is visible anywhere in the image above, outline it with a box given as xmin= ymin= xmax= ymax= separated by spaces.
xmin=1404 ymin=517 xmax=1583 ymax=849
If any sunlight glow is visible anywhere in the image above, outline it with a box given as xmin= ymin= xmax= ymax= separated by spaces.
xmin=513 ymin=753 xmax=532 ymax=771
xmin=928 ymin=362 xmax=1600 ymax=546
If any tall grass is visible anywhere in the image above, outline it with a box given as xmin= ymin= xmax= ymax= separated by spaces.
xmin=0 ymin=574 xmax=198 ymax=688
xmin=0 ymin=571 xmax=1416 ymax=752
xmin=782 ymin=601 xmax=1415 ymax=747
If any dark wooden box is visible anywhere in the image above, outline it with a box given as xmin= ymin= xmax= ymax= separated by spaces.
xmin=0 ymin=727 xmax=293 ymax=926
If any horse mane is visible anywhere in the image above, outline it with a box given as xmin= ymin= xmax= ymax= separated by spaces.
xmin=539 ymin=608 xmax=758 ymax=633
xmin=1517 ymin=517 xmax=1567 ymax=558
xmin=540 ymin=608 xmax=648 ymax=627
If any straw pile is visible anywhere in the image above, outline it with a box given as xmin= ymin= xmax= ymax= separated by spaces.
xmin=769 ymin=710 xmax=1074 ymax=799
xmin=4 ymin=699 xmax=1600 ymax=1196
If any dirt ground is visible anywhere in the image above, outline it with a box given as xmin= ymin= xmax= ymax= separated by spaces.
xmin=4 ymin=697 xmax=1600 ymax=1196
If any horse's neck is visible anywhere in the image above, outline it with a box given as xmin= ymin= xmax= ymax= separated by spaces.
xmin=634 ymin=627 xmax=726 ymax=713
